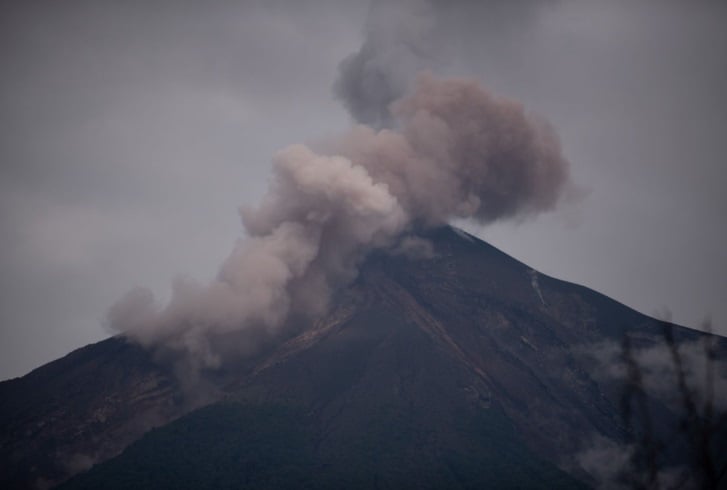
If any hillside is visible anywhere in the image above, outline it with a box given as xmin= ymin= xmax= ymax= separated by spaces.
xmin=2 ymin=227 xmax=725 ymax=489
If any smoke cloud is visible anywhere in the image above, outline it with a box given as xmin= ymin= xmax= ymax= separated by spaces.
xmin=109 ymin=73 xmax=571 ymax=369
xmin=333 ymin=0 xmax=445 ymax=127
xmin=109 ymin=0 xmax=568 ymax=367
xmin=110 ymin=0 xmax=572 ymax=369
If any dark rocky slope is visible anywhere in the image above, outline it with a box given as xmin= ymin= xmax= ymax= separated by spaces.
xmin=0 ymin=338 xmax=187 ymax=489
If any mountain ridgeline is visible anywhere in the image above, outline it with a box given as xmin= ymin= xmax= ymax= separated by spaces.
xmin=1 ymin=227 xmax=725 ymax=489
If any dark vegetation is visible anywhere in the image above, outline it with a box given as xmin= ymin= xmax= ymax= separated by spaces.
xmin=59 ymin=400 xmax=584 ymax=490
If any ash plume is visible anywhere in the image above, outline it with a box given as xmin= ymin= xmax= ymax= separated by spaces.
xmin=333 ymin=0 xmax=444 ymax=127
xmin=109 ymin=73 xmax=571 ymax=370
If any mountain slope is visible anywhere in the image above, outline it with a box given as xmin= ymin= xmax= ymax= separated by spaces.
xmin=0 ymin=337 xmax=188 ymax=489
xmin=58 ymin=400 xmax=584 ymax=490
xmin=2 ymin=226 xmax=725 ymax=489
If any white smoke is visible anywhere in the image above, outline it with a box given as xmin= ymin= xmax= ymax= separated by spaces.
xmin=110 ymin=144 xmax=409 ymax=368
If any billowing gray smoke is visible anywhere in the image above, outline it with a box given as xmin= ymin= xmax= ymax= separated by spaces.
xmin=334 ymin=0 xmax=444 ymax=127
xmin=109 ymin=74 xmax=571 ymax=370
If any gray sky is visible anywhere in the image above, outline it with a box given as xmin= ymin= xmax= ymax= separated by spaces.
xmin=1 ymin=0 xmax=725 ymax=380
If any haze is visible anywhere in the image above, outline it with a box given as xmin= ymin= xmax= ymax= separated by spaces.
xmin=1 ymin=0 xmax=725 ymax=380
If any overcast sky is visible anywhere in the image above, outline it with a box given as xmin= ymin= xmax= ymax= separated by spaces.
xmin=1 ymin=0 xmax=725 ymax=380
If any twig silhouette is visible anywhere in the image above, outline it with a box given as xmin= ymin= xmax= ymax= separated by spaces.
xmin=620 ymin=320 xmax=726 ymax=490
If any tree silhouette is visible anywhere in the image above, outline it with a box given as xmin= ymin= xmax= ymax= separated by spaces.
xmin=620 ymin=321 xmax=727 ymax=489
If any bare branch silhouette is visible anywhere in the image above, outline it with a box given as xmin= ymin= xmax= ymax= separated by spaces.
xmin=619 ymin=320 xmax=727 ymax=490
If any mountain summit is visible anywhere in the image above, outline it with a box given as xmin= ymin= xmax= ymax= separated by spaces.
xmin=2 ymin=227 xmax=724 ymax=489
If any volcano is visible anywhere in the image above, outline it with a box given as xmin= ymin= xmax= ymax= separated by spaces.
xmin=1 ymin=227 xmax=725 ymax=489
